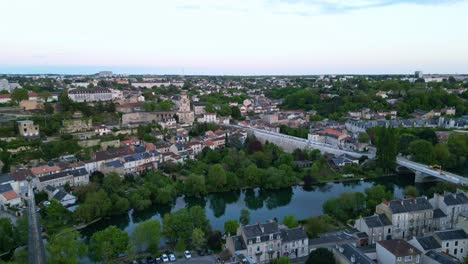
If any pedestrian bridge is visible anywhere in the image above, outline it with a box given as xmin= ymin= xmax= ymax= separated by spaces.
xmin=224 ymin=124 xmax=466 ymax=185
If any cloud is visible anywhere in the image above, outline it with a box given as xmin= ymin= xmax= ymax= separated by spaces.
xmin=270 ymin=0 xmax=462 ymax=14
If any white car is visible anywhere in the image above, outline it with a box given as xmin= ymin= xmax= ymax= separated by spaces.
xmin=161 ymin=254 xmax=169 ymax=263
xmin=169 ymin=254 xmax=176 ymax=262
xmin=184 ymin=250 xmax=191 ymax=259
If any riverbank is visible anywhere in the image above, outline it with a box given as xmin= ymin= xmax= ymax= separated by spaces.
xmin=79 ymin=174 xmax=430 ymax=240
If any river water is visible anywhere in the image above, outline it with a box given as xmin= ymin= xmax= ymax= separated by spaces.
xmin=80 ymin=173 xmax=433 ymax=239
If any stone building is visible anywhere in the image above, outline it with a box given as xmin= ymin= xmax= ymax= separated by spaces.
xmin=17 ymin=120 xmax=39 ymax=138
xmin=177 ymin=91 xmax=194 ymax=124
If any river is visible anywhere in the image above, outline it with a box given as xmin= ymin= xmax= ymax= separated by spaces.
xmin=80 ymin=173 xmax=434 ymax=239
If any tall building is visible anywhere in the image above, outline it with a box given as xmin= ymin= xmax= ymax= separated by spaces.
xmin=177 ymin=91 xmax=194 ymax=124
xmin=68 ymin=87 xmax=113 ymax=102
xmin=415 ymin=71 xmax=423 ymax=79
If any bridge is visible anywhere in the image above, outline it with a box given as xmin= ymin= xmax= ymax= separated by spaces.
xmin=27 ymin=181 xmax=47 ymax=264
xmin=224 ymin=124 xmax=466 ymax=184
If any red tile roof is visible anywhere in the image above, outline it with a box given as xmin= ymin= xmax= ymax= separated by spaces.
xmin=2 ymin=191 xmax=20 ymax=201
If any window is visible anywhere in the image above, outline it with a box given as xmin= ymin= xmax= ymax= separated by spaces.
xmin=257 ymin=246 xmax=260 ymax=252
xmin=455 ymin=241 xmax=458 ymax=246
xmin=454 ymin=249 xmax=458 ymax=255
xmin=461 ymin=248 xmax=464 ymax=253
xmin=397 ymin=257 xmax=402 ymax=261
xmin=388 ymin=228 xmax=391 ymax=234
xmin=447 ymin=242 xmax=450 ymax=247
xmin=404 ymin=256 xmax=412 ymax=262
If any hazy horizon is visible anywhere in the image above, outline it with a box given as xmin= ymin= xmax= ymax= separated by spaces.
xmin=2 ymin=0 xmax=468 ymax=75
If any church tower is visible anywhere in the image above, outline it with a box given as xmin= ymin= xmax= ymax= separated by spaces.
xmin=177 ymin=91 xmax=194 ymax=124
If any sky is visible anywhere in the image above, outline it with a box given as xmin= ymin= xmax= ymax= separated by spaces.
xmin=1 ymin=0 xmax=468 ymax=75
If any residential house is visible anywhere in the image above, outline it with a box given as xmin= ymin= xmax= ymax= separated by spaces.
xmin=408 ymin=236 xmax=441 ymax=254
xmin=331 ymin=154 xmax=360 ymax=168
xmin=226 ymin=222 xmax=282 ymax=263
xmin=430 ymin=191 xmax=468 ymax=229
xmin=44 ymin=185 xmax=76 ymax=207
xmin=0 ymin=183 xmax=22 ymax=209
xmin=334 ymin=244 xmax=374 ymax=264
xmin=376 ymin=239 xmax=422 ymax=264
xmin=376 ymin=197 xmax=434 ymax=240
xmin=279 ymin=226 xmax=309 ymax=260
xmin=423 ymin=250 xmax=460 ymax=264
xmin=354 ymin=213 xmax=393 ymax=245
xmin=433 ymin=229 xmax=468 ymax=260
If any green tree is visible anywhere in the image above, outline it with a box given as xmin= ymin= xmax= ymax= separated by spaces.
xmin=269 ymin=257 xmax=291 ymax=264
xmin=306 ymin=248 xmax=335 ymax=264
xmin=403 ymin=186 xmax=419 ymax=197
xmin=323 ymin=192 xmax=366 ymax=222
xmin=190 ymin=206 xmax=210 ymax=233
xmin=282 ymin=215 xmax=299 ymax=228
xmin=375 ymin=126 xmax=399 ymax=172
xmin=239 ymin=208 xmax=250 ymax=226
xmin=185 ymin=174 xmax=206 ymax=197
xmin=163 ymin=208 xmax=193 ymax=243
xmin=192 ymin=228 xmax=206 ymax=249
xmin=89 ymin=226 xmax=129 ymax=263
xmin=42 ymin=199 xmax=73 ymax=234
xmin=0 ymin=218 xmax=17 ymax=253
xmin=358 ymin=132 xmax=370 ymax=143
xmin=175 ymin=239 xmax=185 ymax=253
xmin=224 ymin=219 xmax=239 ymax=235
xmin=231 ymin=106 xmax=242 ymax=120
xmin=206 ymin=164 xmax=227 ymax=191
xmin=75 ymin=189 xmax=112 ymax=223
xmin=304 ymin=215 xmax=332 ymax=238
xmin=47 ymin=230 xmax=87 ymax=264
xmin=364 ymin=185 xmax=393 ymax=214
xmin=131 ymin=219 xmax=161 ymax=254
xmin=11 ymin=89 xmax=28 ymax=104
xmin=409 ymin=139 xmax=435 ymax=164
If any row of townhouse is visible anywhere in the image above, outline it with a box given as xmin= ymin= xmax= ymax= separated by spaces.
xmin=226 ymin=221 xmax=309 ymax=264
xmin=353 ymin=191 xmax=468 ymax=262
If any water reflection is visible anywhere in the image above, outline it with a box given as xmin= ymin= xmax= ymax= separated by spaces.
xmin=81 ymin=174 xmax=435 ymax=239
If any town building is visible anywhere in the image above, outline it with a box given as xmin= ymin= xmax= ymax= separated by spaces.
xmin=376 ymin=197 xmax=434 ymax=240
xmin=430 ymin=191 xmax=468 ymax=229
xmin=17 ymin=120 xmax=40 ymax=138
xmin=433 ymin=229 xmax=468 ymax=260
xmin=68 ymin=87 xmax=113 ymax=102
xmin=226 ymin=222 xmax=308 ymax=263
xmin=376 ymin=239 xmax=422 ymax=264
xmin=354 ymin=213 xmax=393 ymax=245
xmin=177 ymin=91 xmax=195 ymax=124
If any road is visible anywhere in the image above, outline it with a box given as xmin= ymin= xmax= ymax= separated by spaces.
xmin=27 ymin=182 xmax=47 ymax=264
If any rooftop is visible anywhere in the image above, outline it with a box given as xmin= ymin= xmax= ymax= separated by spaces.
xmin=377 ymin=239 xmax=421 ymax=257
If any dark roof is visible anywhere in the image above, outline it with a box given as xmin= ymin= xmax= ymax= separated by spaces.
xmin=415 ymin=236 xmax=441 ymax=251
xmin=243 ymin=222 xmax=279 ymax=238
xmin=387 ymin=197 xmax=433 ymax=214
xmin=425 ymin=250 xmax=460 ymax=264
xmin=0 ymin=174 xmax=13 ymax=184
xmin=38 ymin=171 xmax=73 ymax=182
xmin=377 ymin=240 xmax=421 ymax=257
xmin=45 ymin=185 xmax=56 ymax=192
xmin=433 ymin=209 xmax=447 ymax=219
xmin=338 ymin=244 xmax=373 ymax=264
xmin=434 ymin=229 xmax=468 ymax=241
xmin=230 ymin=235 xmax=246 ymax=251
xmin=363 ymin=214 xmax=392 ymax=228
xmin=242 ymin=222 xmax=280 ymax=244
xmin=95 ymin=146 xmax=133 ymax=161
xmin=68 ymin=87 xmax=111 ymax=94
xmin=53 ymin=190 xmax=70 ymax=201
xmin=0 ymin=183 xmax=13 ymax=194
xmin=280 ymin=227 xmax=307 ymax=242
xmin=10 ymin=169 xmax=33 ymax=181
xmin=444 ymin=193 xmax=468 ymax=206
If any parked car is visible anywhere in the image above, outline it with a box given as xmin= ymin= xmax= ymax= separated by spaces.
xmin=161 ymin=254 xmax=169 ymax=263
xmin=155 ymin=257 xmax=162 ymax=264
xmin=169 ymin=254 xmax=176 ymax=262
xmin=147 ymin=257 xmax=155 ymax=264
xmin=184 ymin=250 xmax=191 ymax=259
